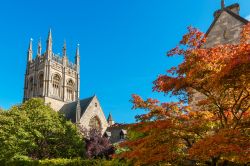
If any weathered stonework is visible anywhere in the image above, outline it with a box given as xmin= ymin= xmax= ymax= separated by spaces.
xmin=44 ymin=97 xmax=67 ymax=112
xmin=23 ymin=30 xmax=109 ymax=134
xmin=205 ymin=11 xmax=245 ymax=47
xmin=189 ymin=3 xmax=248 ymax=110
xmin=23 ymin=30 xmax=80 ymax=112
xmin=79 ymin=96 xmax=108 ymax=134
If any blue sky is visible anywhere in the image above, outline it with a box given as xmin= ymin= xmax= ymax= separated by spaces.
xmin=0 ymin=0 xmax=249 ymax=123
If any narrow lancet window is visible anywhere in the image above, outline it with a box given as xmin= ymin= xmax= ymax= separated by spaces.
xmin=52 ymin=74 xmax=61 ymax=98
xmin=66 ymin=79 xmax=74 ymax=101
xmin=38 ymin=73 xmax=44 ymax=95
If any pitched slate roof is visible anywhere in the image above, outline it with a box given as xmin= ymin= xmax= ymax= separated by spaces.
xmin=104 ymin=131 xmax=112 ymax=137
xmin=60 ymin=96 xmax=95 ymax=123
xmin=106 ymin=123 xmax=129 ymax=143
xmin=120 ymin=129 xmax=127 ymax=135
xmin=206 ymin=3 xmax=249 ymax=36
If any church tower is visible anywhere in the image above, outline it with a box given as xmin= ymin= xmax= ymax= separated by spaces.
xmin=23 ymin=29 xmax=80 ymax=111
xmin=107 ymin=113 xmax=115 ymax=126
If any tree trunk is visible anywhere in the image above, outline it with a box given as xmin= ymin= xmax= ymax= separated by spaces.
xmin=211 ymin=157 xmax=219 ymax=166
xmin=222 ymin=160 xmax=228 ymax=166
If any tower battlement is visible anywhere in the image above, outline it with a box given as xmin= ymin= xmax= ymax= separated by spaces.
xmin=23 ymin=29 xmax=80 ymax=111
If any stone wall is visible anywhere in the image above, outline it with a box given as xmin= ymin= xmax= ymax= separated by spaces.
xmin=205 ymin=11 xmax=244 ymax=48
xmin=79 ymin=96 xmax=108 ymax=134
xmin=44 ymin=96 xmax=66 ymax=112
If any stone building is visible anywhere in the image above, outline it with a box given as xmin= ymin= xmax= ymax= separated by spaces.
xmin=190 ymin=1 xmax=249 ymax=109
xmin=23 ymin=29 xmax=127 ymax=140
xmin=23 ymin=29 xmax=80 ymax=110
xmin=23 ymin=30 xmax=109 ymax=134
xmin=104 ymin=123 xmax=129 ymax=143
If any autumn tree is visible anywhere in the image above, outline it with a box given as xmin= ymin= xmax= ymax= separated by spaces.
xmin=116 ymin=24 xmax=250 ymax=165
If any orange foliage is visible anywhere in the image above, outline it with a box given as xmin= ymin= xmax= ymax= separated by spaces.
xmin=116 ymin=24 xmax=250 ymax=165
xmin=189 ymin=129 xmax=250 ymax=163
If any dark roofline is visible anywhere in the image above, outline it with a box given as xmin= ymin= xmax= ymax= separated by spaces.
xmin=225 ymin=8 xmax=249 ymax=24
xmin=213 ymin=3 xmax=239 ymax=17
xmin=59 ymin=95 xmax=96 ymax=123
xmin=206 ymin=3 xmax=249 ymax=36
xmin=107 ymin=123 xmax=131 ymax=130
xmin=78 ymin=95 xmax=96 ymax=116
xmin=226 ymin=3 xmax=239 ymax=9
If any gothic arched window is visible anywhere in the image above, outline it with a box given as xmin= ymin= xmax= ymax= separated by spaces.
xmin=89 ymin=116 xmax=101 ymax=130
xmin=38 ymin=73 xmax=44 ymax=95
xmin=66 ymin=79 xmax=74 ymax=101
xmin=52 ymin=74 xmax=61 ymax=98
xmin=28 ymin=77 xmax=34 ymax=97
xmin=39 ymin=73 xmax=44 ymax=88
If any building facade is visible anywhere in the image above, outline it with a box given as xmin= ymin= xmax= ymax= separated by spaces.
xmin=23 ymin=30 xmax=110 ymax=134
xmin=23 ymin=29 xmax=80 ymax=111
xmin=23 ymin=29 xmax=128 ymax=141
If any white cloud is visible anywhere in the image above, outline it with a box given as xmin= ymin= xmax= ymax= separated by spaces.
xmin=245 ymin=14 xmax=250 ymax=21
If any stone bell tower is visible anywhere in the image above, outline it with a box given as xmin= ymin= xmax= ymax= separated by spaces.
xmin=23 ymin=29 xmax=80 ymax=111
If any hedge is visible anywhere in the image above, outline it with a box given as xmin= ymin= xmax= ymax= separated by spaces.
xmin=0 ymin=158 xmax=130 ymax=166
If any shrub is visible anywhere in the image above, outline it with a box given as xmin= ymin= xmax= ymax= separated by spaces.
xmin=0 ymin=158 xmax=131 ymax=166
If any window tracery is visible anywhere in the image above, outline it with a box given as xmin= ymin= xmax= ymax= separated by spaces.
xmin=38 ymin=73 xmax=44 ymax=95
xmin=89 ymin=116 xmax=101 ymax=130
xmin=66 ymin=79 xmax=74 ymax=101
xmin=52 ymin=74 xmax=61 ymax=97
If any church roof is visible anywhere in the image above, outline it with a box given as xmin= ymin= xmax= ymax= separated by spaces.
xmin=120 ymin=129 xmax=127 ymax=135
xmin=106 ymin=123 xmax=130 ymax=143
xmin=104 ymin=131 xmax=112 ymax=137
xmin=206 ymin=3 xmax=249 ymax=36
xmin=60 ymin=96 xmax=95 ymax=123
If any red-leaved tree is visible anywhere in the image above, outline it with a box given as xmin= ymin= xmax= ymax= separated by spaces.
xmin=116 ymin=24 xmax=250 ymax=166
xmin=85 ymin=129 xmax=115 ymax=159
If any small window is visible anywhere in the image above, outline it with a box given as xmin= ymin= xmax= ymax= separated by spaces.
xmin=95 ymin=103 xmax=98 ymax=107
xmin=120 ymin=133 xmax=124 ymax=140
xmin=120 ymin=130 xmax=127 ymax=140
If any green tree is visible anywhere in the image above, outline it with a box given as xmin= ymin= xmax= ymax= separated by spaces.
xmin=0 ymin=98 xmax=85 ymax=160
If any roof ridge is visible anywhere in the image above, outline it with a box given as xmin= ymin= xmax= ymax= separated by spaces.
xmin=206 ymin=7 xmax=248 ymax=36
xmin=214 ymin=3 xmax=239 ymax=16
xmin=224 ymin=8 xmax=248 ymax=24
xmin=80 ymin=95 xmax=95 ymax=101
